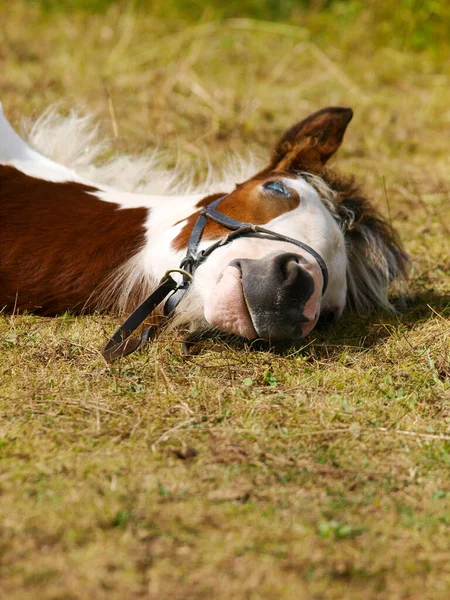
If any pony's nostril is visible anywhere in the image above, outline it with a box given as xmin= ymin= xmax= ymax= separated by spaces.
xmin=277 ymin=254 xmax=310 ymax=289
xmin=282 ymin=256 xmax=300 ymax=281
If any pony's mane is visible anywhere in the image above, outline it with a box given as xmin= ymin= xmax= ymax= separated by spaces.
xmin=304 ymin=171 xmax=408 ymax=313
xmin=23 ymin=106 xmax=262 ymax=196
xmin=23 ymin=107 xmax=408 ymax=316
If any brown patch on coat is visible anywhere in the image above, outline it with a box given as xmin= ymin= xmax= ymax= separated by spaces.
xmin=172 ymin=175 xmax=300 ymax=251
xmin=0 ymin=165 xmax=148 ymax=314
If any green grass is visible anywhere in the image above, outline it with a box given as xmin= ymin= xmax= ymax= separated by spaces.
xmin=1 ymin=1 xmax=450 ymax=598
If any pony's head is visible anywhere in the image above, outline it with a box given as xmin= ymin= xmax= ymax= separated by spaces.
xmin=173 ymin=107 xmax=408 ymax=342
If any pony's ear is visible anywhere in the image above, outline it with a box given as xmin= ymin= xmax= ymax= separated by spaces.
xmin=270 ymin=107 xmax=353 ymax=172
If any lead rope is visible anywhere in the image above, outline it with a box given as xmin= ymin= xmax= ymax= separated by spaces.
xmin=101 ymin=272 xmax=179 ymax=361
xmin=101 ymin=196 xmax=226 ymax=361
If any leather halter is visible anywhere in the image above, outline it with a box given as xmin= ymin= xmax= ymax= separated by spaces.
xmin=102 ymin=195 xmax=329 ymax=361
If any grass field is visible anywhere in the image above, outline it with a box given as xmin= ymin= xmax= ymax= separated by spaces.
xmin=1 ymin=1 xmax=449 ymax=598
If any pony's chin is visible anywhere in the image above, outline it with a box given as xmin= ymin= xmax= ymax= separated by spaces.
xmin=203 ymin=266 xmax=258 ymax=340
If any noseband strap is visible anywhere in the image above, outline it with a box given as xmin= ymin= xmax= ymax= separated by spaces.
xmin=102 ymin=195 xmax=329 ymax=360
xmin=197 ymin=205 xmax=328 ymax=292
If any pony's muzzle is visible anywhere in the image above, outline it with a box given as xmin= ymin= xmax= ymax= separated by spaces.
xmin=233 ymin=253 xmax=322 ymax=340
xmin=204 ymin=252 xmax=323 ymax=341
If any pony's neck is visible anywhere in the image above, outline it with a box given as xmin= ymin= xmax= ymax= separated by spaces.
xmin=91 ymin=187 xmax=207 ymax=313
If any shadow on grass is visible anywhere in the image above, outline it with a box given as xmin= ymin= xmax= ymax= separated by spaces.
xmin=182 ymin=289 xmax=450 ymax=360
xmin=311 ymin=289 xmax=450 ymax=349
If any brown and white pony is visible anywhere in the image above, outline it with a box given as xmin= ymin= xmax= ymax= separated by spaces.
xmin=0 ymin=103 xmax=407 ymax=342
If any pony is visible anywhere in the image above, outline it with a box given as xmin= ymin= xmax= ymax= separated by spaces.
xmin=0 ymin=103 xmax=408 ymax=345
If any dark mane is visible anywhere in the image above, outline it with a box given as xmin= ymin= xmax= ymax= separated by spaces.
xmin=307 ymin=169 xmax=409 ymax=313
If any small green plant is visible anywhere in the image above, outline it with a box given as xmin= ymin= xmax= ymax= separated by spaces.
xmin=318 ymin=520 xmax=364 ymax=540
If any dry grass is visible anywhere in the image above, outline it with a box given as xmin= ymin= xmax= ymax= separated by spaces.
xmin=1 ymin=2 xmax=450 ymax=599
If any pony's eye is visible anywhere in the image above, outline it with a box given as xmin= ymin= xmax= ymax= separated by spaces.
xmin=263 ymin=180 xmax=291 ymax=197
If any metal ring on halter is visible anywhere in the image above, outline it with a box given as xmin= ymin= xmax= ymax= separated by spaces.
xmin=164 ymin=268 xmax=194 ymax=281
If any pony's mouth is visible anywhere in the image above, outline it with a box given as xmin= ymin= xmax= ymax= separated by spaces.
xmin=203 ymin=266 xmax=258 ymax=339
